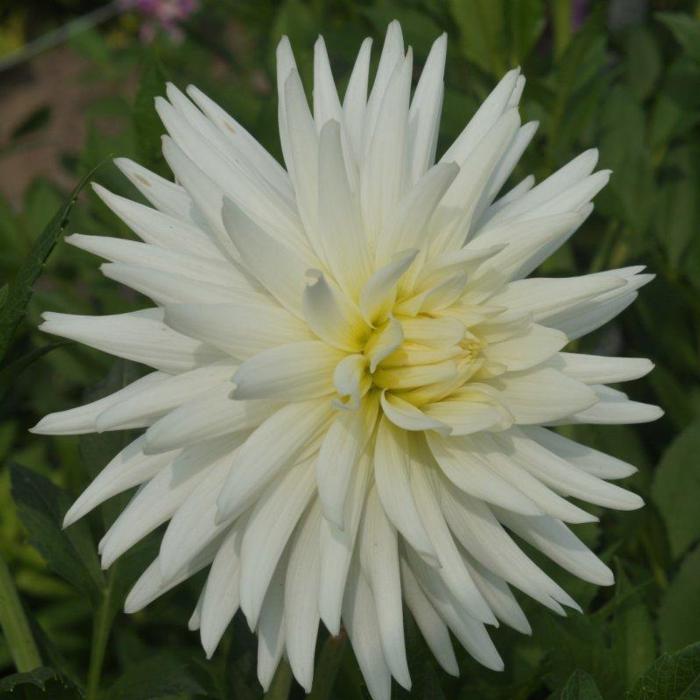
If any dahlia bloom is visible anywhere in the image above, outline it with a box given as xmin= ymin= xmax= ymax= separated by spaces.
xmin=34 ymin=22 xmax=661 ymax=699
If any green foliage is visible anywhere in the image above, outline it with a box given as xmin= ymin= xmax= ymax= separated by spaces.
xmin=628 ymin=642 xmax=700 ymax=699
xmin=10 ymin=465 xmax=104 ymax=602
xmin=0 ymin=168 xmax=95 ymax=363
xmin=0 ymin=0 xmax=699 ymax=698
xmin=560 ymin=670 xmax=603 ymax=700
xmin=658 ymin=546 xmax=700 ymax=653
xmin=652 ymin=419 xmax=700 ymax=560
xmin=104 ymin=653 xmax=206 ymax=699
xmin=0 ymin=667 xmax=81 ymax=699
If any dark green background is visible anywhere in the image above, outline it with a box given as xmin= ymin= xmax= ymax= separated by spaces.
xmin=1 ymin=0 xmax=699 ymax=698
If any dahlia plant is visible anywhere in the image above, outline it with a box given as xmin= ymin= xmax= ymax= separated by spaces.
xmin=33 ymin=21 xmax=661 ymax=699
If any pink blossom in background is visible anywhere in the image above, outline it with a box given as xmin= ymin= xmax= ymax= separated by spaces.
xmin=572 ymin=0 xmax=588 ymax=31
xmin=120 ymin=0 xmax=199 ymax=43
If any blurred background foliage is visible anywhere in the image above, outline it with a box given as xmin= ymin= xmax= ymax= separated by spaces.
xmin=0 ymin=0 xmax=700 ymax=698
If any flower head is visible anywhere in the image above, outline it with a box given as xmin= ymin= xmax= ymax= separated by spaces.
xmin=34 ymin=21 xmax=661 ymax=699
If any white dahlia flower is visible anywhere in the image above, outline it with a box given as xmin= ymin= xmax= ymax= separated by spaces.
xmin=34 ymin=21 xmax=662 ymax=699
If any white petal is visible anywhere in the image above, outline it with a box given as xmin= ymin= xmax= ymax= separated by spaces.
xmin=284 ymin=501 xmax=322 ymax=692
xmin=552 ymin=353 xmax=654 ymax=384
xmin=185 ymin=84 xmax=293 ymax=200
xmin=465 ymin=433 xmax=597 ymax=524
xmin=363 ymin=20 xmax=404 ymax=156
xmin=342 ymin=561 xmax=392 ymax=700
xmin=378 ymin=162 xmax=459 ymax=266
xmin=361 ymin=49 xmax=412 ymax=241
xmin=423 ymin=391 xmax=511 ymax=436
xmin=381 ymin=391 xmax=450 ymax=433
xmin=374 ymin=417 xmax=438 ymax=562
xmin=426 ymin=433 xmax=542 ymax=516
xmin=222 ymin=198 xmax=312 ymax=318
xmin=405 ymin=548 xmax=504 ymax=671
xmin=407 ymin=34 xmax=447 ymax=184
xmin=483 ymin=324 xmax=568 ymax=372
xmin=32 ymin=371 xmax=167 ymax=436
xmin=239 ymin=458 xmax=315 ymax=628
xmin=313 ymin=36 xmax=342 ymax=128
xmin=431 ymin=109 xmax=520 ymax=255
xmin=100 ymin=437 xmax=237 ymax=568
xmin=200 ymin=524 xmax=243 ymax=657
xmin=567 ymin=385 xmax=663 ymax=425
xmin=360 ymin=250 xmax=417 ymax=326
xmin=317 ymin=120 xmax=371 ymax=298
xmin=161 ymin=137 xmax=235 ymax=258
xmin=488 ymin=367 xmax=598 ymax=424
xmin=158 ymin=456 xmax=235 ymax=580
xmin=401 ymin=559 xmax=459 ymax=675
xmin=359 ymin=488 xmax=411 ymax=690
xmin=488 ymin=148 xmax=599 ymax=224
xmin=113 ymin=158 xmax=193 ymax=222
xmin=302 ymin=270 xmax=368 ymax=351
xmin=257 ymin=556 xmax=287 ymax=692
xmin=101 ymin=262 xmax=243 ymax=306
xmin=486 ymin=270 xmax=627 ymax=322
xmin=158 ymin=96 xmax=304 ymax=252
xmin=164 ymin=302 xmax=311 ymax=360
xmin=495 ymin=510 xmax=614 ymax=586
xmin=462 ymin=556 xmax=531 ymax=634
xmin=63 ymin=435 xmax=175 ymax=527
xmin=502 ymin=428 xmax=644 ymax=510
xmin=409 ymin=443 xmax=497 ymax=625
xmin=124 ymin=539 xmax=221 ymax=614
xmin=232 ymin=341 xmax=342 ymax=401
xmin=333 ymin=354 xmax=371 ymax=410
xmin=282 ymin=69 xmax=320 ymax=242
xmin=217 ymin=400 xmax=331 ymax=521
xmin=317 ymin=397 xmax=377 ymax=527
xmin=441 ymin=68 xmax=521 ymax=165
xmin=365 ymin=316 xmax=404 ymax=372
xmin=319 ymin=452 xmax=371 ymax=634
xmin=438 ymin=476 xmax=577 ymax=613
xmin=95 ymin=362 xmax=236 ymax=432
xmin=90 ymin=185 xmax=221 ymax=259
xmin=521 ymin=426 xmax=637 ymax=479
xmin=144 ymin=390 xmax=274 ymax=453
xmin=343 ymin=37 xmax=373 ymax=162
xmin=40 ymin=309 xmax=223 ymax=374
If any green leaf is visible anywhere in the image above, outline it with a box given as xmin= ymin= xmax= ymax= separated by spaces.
xmin=0 ymin=342 xmax=71 ymax=399
xmin=507 ymin=0 xmax=546 ymax=65
xmin=0 ymin=167 xmax=97 ymax=364
xmin=104 ymin=653 xmax=206 ymax=700
xmin=628 ymin=642 xmax=700 ymax=699
xmin=308 ymin=634 xmax=347 ymax=700
xmin=656 ymin=13 xmax=700 ymax=63
xmin=10 ymin=464 xmax=104 ymax=602
xmin=448 ymin=0 xmax=508 ymax=76
xmin=133 ymin=52 xmax=169 ymax=175
xmin=624 ymin=27 xmax=661 ymax=101
xmin=659 ymin=545 xmax=700 ymax=652
xmin=611 ymin=565 xmax=656 ymax=689
xmin=10 ymin=106 xmax=52 ymax=141
xmin=651 ymin=419 xmax=700 ymax=559
xmin=0 ymin=667 xmax=82 ymax=699
xmin=560 ymin=669 xmax=604 ymax=699
xmin=0 ymin=555 xmax=42 ymax=672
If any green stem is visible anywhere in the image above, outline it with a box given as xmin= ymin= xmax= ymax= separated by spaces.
xmin=86 ymin=576 xmax=116 ymax=700
xmin=551 ymin=0 xmax=573 ymax=59
xmin=263 ymin=660 xmax=293 ymax=700
xmin=0 ymin=555 xmax=41 ymax=672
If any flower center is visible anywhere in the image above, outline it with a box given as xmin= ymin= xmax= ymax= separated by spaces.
xmin=333 ymin=311 xmax=486 ymax=411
